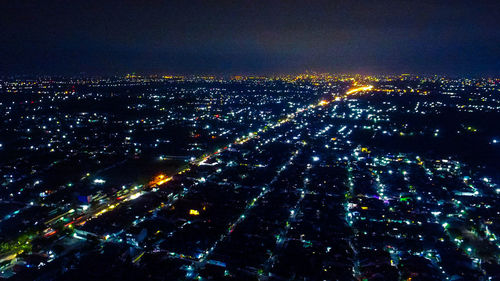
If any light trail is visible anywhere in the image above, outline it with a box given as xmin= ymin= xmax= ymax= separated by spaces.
xmin=345 ymin=85 xmax=374 ymax=96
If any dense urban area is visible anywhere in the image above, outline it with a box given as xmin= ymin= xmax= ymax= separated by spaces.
xmin=0 ymin=74 xmax=499 ymax=280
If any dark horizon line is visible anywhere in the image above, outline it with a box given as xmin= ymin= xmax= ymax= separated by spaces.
xmin=1 ymin=71 xmax=499 ymax=80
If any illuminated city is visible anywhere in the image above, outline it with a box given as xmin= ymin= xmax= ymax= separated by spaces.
xmin=0 ymin=74 xmax=499 ymax=280
xmin=2 ymin=0 xmax=500 ymax=280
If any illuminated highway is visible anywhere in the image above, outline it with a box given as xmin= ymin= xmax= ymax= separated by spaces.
xmin=37 ymin=85 xmax=375 ymax=243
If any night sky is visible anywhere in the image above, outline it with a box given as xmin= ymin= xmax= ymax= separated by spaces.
xmin=1 ymin=0 xmax=499 ymax=76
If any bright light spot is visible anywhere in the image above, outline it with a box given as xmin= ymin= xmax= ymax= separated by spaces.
xmin=130 ymin=192 xmax=142 ymax=200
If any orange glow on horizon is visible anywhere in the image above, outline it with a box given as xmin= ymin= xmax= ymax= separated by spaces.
xmin=346 ymin=85 xmax=374 ymax=95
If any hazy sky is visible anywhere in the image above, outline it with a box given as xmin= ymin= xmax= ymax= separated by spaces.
xmin=1 ymin=0 xmax=499 ymax=76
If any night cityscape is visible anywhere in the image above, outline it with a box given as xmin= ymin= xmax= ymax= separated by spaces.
xmin=1 ymin=1 xmax=500 ymax=281
xmin=0 ymin=74 xmax=499 ymax=280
